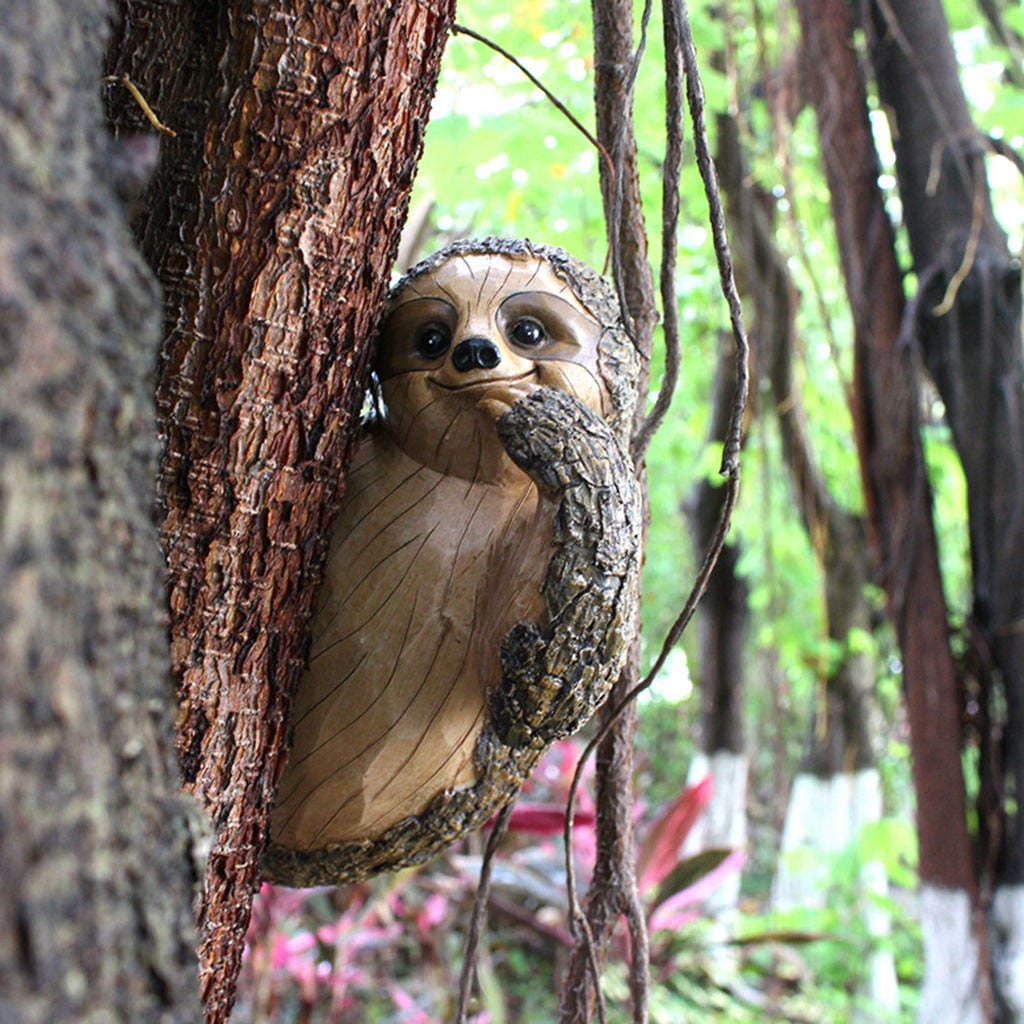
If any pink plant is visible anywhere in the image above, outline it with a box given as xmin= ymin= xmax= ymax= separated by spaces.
xmin=504 ymin=802 xmax=596 ymax=836
xmin=416 ymin=891 xmax=449 ymax=936
xmin=647 ymin=849 xmax=746 ymax=932
xmin=505 ymin=763 xmax=742 ymax=942
xmin=502 ymin=737 xmax=599 ymax=869
xmin=636 ymin=774 xmax=714 ymax=893
xmin=239 ymin=750 xmax=743 ymax=1020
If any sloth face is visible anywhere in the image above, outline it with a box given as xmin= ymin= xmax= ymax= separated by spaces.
xmin=376 ymin=253 xmax=609 ymax=481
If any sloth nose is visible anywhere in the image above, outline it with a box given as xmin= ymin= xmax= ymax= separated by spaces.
xmin=452 ymin=337 xmax=501 ymax=372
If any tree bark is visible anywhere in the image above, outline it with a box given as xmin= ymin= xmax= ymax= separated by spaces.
xmin=867 ymin=0 xmax=1024 ymax=940
xmin=798 ymin=0 xmax=984 ymax=1018
xmin=866 ymin=2 xmax=1024 ymax=1016
xmin=687 ymin=351 xmax=748 ymax=759
xmin=717 ymin=111 xmax=877 ymax=776
xmin=0 ymin=1 xmax=200 ymax=1021
xmin=106 ymin=2 xmax=455 ymax=1019
xmin=718 ymin=105 xmax=900 ymax=1009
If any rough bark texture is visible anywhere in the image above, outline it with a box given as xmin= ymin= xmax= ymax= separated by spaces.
xmin=797 ymin=0 xmax=977 ymax=904
xmin=0 ymin=1 xmax=200 ymax=1021
xmin=591 ymin=0 xmax=659 ymax=352
xmin=867 ymin=0 xmax=1024 ymax=894
xmin=800 ymin=5 xmax=986 ymax=1014
xmin=106 ymin=1 xmax=456 ymax=1019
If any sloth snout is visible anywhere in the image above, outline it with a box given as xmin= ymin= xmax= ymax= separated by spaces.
xmin=453 ymin=337 xmax=501 ymax=372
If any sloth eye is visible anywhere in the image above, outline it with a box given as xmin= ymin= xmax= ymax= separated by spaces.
xmin=509 ymin=318 xmax=545 ymax=347
xmin=416 ymin=324 xmax=451 ymax=358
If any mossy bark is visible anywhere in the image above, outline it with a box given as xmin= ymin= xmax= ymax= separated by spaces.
xmin=0 ymin=1 xmax=201 ymax=1020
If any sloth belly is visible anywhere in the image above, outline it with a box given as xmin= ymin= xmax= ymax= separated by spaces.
xmin=270 ymin=434 xmax=552 ymax=851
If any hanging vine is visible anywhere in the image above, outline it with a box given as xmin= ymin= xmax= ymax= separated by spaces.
xmin=441 ymin=1 xmax=749 ymax=1018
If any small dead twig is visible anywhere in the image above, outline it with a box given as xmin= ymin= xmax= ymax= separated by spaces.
xmin=986 ymin=133 xmax=1024 ymax=178
xmin=451 ymin=24 xmax=616 ymax=220
xmin=455 ymin=801 xmax=514 ymax=1024
xmin=103 ymin=74 xmax=177 ymax=137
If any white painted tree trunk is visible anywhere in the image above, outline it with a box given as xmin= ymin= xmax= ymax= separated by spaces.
xmin=685 ymin=749 xmax=748 ymax=919
xmin=918 ymin=885 xmax=983 ymax=1024
xmin=991 ymin=885 xmax=1024 ymax=1021
xmin=772 ymin=770 xmax=900 ymax=1019
xmin=683 ymin=750 xmax=748 ymax=982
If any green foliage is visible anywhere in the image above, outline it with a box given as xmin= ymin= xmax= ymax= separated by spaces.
xmin=636 ymin=693 xmax=697 ymax=809
xmin=592 ymin=811 xmax=924 ymax=1024
xmin=921 ymin=418 xmax=971 ymax=623
xmin=412 ymin=0 xmax=605 ymax=265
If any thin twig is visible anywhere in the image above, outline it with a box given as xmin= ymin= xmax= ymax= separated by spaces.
xmin=103 ymin=74 xmax=177 ymax=137
xmin=677 ymin=0 xmax=749 ymax=474
xmin=564 ymin=463 xmax=740 ymax=828
xmin=624 ymin=871 xmax=650 ymax=1019
xmin=564 ymin=789 xmax=609 ymax=1024
xmin=580 ymin=908 xmax=608 ymax=1024
xmin=451 ymin=23 xmax=616 ymax=211
xmin=606 ymin=0 xmax=656 ymax=344
xmin=456 ymin=801 xmax=514 ymax=1024
xmin=933 ymin=167 xmax=987 ymax=315
xmin=987 ymin=133 xmax=1024 ymax=178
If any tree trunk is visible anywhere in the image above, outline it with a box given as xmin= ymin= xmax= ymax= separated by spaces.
xmin=0 ymin=2 xmax=200 ymax=1021
xmin=559 ymin=0 xmax=658 ymax=1020
xmin=717 ymin=105 xmax=896 ymax=1011
xmin=687 ymin=337 xmax=748 ymax=761
xmin=798 ymin=1 xmax=985 ymax=1019
xmin=105 ymin=2 xmax=455 ymax=1019
xmin=718 ymin=111 xmax=878 ymax=779
xmin=865 ymin=3 xmax=1024 ymax=1015
xmin=682 ymin=339 xmax=750 ymax=944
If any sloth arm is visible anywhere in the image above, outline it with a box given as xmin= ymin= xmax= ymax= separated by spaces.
xmin=488 ymin=385 xmax=642 ymax=750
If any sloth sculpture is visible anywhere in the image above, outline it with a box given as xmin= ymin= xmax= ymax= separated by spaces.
xmin=264 ymin=237 xmax=642 ymax=887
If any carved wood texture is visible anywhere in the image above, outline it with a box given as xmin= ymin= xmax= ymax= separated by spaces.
xmin=264 ymin=241 xmax=643 ymax=886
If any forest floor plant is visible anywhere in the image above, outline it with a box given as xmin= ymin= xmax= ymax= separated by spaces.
xmin=236 ymin=731 xmax=921 ymax=1023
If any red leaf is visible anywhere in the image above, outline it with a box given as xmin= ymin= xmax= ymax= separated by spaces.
xmin=499 ymin=802 xmax=596 ymax=836
xmin=636 ymin=775 xmax=713 ymax=892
